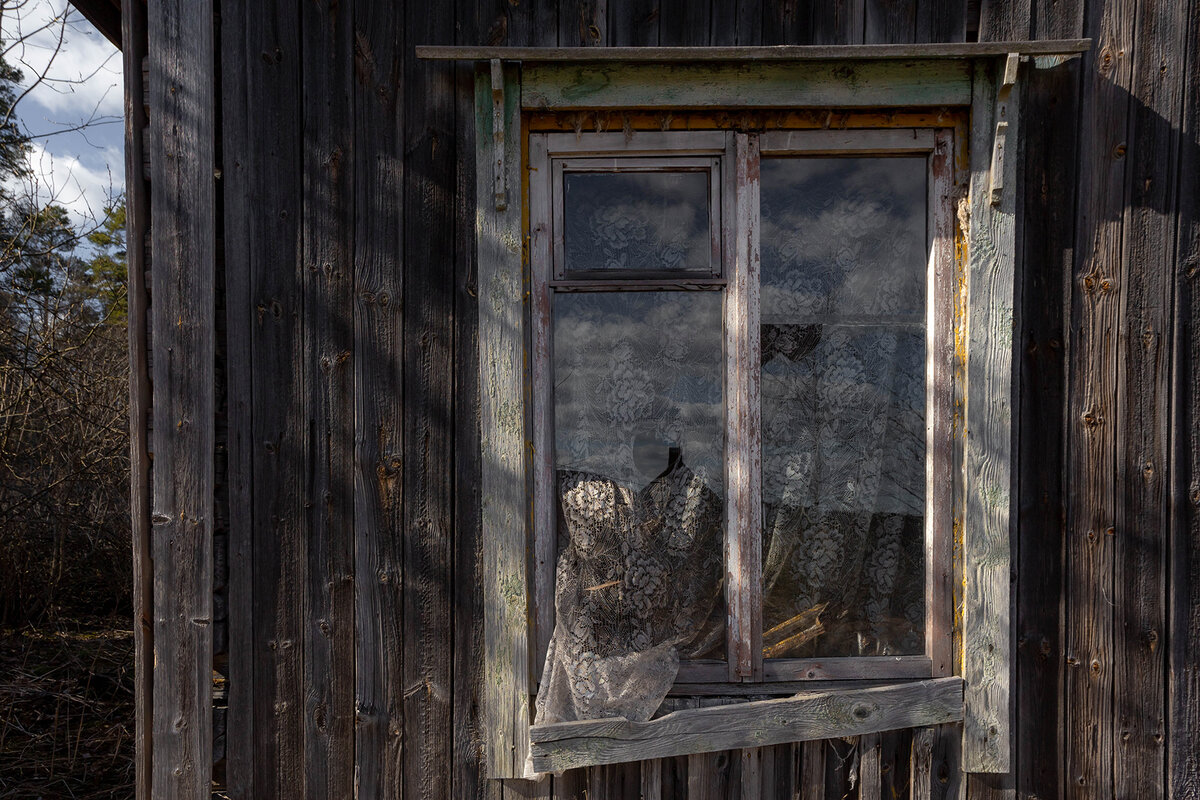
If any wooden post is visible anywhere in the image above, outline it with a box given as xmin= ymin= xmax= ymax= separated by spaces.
xmin=146 ymin=0 xmax=217 ymax=796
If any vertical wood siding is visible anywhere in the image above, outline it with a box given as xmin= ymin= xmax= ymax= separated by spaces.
xmin=133 ymin=0 xmax=1200 ymax=796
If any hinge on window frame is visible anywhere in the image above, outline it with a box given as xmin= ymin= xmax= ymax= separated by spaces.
xmin=988 ymin=53 xmax=1019 ymax=205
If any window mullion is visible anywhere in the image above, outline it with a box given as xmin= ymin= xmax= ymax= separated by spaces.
xmin=724 ymin=131 xmax=763 ymax=681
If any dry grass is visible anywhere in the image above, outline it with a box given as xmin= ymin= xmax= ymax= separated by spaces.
xmin=0 ymin=618 xmax=134 ymax=799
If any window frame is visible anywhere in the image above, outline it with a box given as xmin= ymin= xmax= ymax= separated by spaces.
xmin=530 ymin=126 xmax=958 ymax=690
xmin=442 ymin=43 xmax=1091 ymax=779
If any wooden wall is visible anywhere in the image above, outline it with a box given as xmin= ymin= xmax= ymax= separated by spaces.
xmin=127 ymin=0 xmax=1200 ymax=797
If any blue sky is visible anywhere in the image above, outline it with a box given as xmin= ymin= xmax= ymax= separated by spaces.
xmin=4 ymin=0 xmax=123 ymax=237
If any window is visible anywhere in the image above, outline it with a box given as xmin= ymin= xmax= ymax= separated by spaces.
xmin=528 ymin=127 xmax=957 ymax=732
xmin=428 ymin=41 xmax=1091 ymax=779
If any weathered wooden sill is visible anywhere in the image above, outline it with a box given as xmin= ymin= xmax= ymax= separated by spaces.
xmin=529 ymin=677 xmax=964 ymax=773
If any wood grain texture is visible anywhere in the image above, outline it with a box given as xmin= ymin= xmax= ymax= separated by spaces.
xmin=1065 ymin=0 xmax=1135 ymax=796
xmin=147 ymin=0 xmax=216 ymax=794
xmin=531 ymin=679 xmax=963 ymax=773
xmin=1112 ymin=0 xmax=1186 ymax=797
xmin=1009 ymin=2 xmax=1083 ymax=798
xmin=299 ymin=0 xmax=357 ymax=795
xmin=961 ymin=57 xmax=1018 ymax=774
xmin=800 ymin=740 xmax=824 ymax=800
xmin=521 ymin=60 xmax=971 ymax=110
xmin=725 ymin=132 xmax=761 ymax=681
xmin=121 ymin=0 xmax=151 ymax=795
xmin=416 ymin=41 xmax=1092 ymax=61
xmin=477 ymin=63 xmax=532 ymax=780
xmin=858 ymin=732 xmax=881 ymax=799
xmin=1171 ymin=0 xmax=1200 ymax=795
xmin=402 ymin=2 xmax=457 ymax=797
xmin=353 ymin=0 xmax=406 ymax=794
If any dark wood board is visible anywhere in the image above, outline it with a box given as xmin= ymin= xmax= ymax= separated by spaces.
xmin=1065 ymin=0 xmax=1135 ymax=797
xmin=1170 ymin=0 xmax=1200 ymax=795
xmin=353 ymin=0 xmax=407 ymax=795
xmin=298 ymin=0 xmax=358 ymax=794
xmin=147 ymin=0 xmax=217 ymax=794
xmin=402 ymin=0 xmax=457 ymax=797
xmin=121 ymin=0 xmax=152 ymax=795
xmin=1011 ymin=1 xmax=1084 ymax=798
xmin=1112 ymin=0 xmax=1188 ymax=797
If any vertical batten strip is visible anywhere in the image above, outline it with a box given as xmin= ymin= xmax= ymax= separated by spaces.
xmin=146 ymin=0 xmax=217 ymax=795
xmin=477 ymin=62 xmax=532 ymax=779
xmin=529 ymin=133 xmax=556 ymax=679
xmin=121 ymin=0 xmax=152 ymax=795
xmin=725 ymin=132 xmax=762 ymax=681
xmin=961 ymin=57 xmax=1020 ymax=773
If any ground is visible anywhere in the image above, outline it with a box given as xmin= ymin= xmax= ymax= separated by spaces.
xmin=0 ymin=617 xmax=134 ymax=798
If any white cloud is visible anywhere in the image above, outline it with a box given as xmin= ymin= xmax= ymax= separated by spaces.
xmin=5 ymin=0 xmax=123 ymax=133
xmin=7 ymin=139 xmax=121 ymax=232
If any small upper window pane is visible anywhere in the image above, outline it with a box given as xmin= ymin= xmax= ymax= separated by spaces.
xmin=563 ymin=171 xmax=712 ymax=274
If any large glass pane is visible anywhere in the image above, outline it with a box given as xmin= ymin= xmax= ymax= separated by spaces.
xmin=539 ymin=291 xmax=725 ymax=723
xmin=563 ymin=171 xmax=712 ymax=273
xmin=759 ymin=157 xmax=927 ymax=659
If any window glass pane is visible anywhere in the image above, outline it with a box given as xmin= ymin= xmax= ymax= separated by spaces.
xmin=564 ymin=171 xmax=712 ymax=272
xmin=544 ymin=292 xmax=725 ymax=723
xmin=759 ymin=157 xmax=927 ymax=659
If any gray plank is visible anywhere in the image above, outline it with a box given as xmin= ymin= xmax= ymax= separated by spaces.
xmin=521 ymin=60 xmax=972 ymax=110
xmin=477 ymin=62 xmax=532 ymax=780
xmin=147 ymin=0 xmax=216 ymax=795
xmin=531 ymin=679 xmax=964 ymax=773
xmin=415 ymin=41 xmax=1092 ymax=61
xmin=961 ymin=56 xmax=1018 ymax=774
xmin=1113 ymin=0 xmax=1188 ymax=796
xmin=121 ymin=0 xmax=152 ymax=795
xmin=353 ymin=0 xmax=406 ymax=796
xmin=239 ymin=0 xmax=306 ymax=794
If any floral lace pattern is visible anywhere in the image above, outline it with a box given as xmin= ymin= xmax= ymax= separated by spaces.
xmin=759 ymin=156 xmax=928 ymax=658
xmin=564 ymin=171 xmax=711 ymax=272
xmin=535 ymin=465 xmax=724 ymax=725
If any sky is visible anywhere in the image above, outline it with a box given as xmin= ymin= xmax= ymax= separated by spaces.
xmin=3 ymin=0 xmax=124 ymax=237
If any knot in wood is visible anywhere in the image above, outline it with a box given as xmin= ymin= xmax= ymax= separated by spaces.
xmin=1113 ymin=142 xmax=1127 ymax=159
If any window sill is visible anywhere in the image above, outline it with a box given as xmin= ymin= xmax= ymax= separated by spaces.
xmin=529 ymin=676 xmax=963 ymax=773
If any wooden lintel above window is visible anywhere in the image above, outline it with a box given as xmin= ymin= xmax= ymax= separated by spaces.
xmin=529 ymin=678 xmax=964 ymax=774
xmin=417 ymin=40 xmax=1090 ymax=63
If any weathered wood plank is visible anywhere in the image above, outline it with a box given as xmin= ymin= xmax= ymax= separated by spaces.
xmin=147 ymin=0 xmax=216 ymax=794
xmin=1170 ymin=0 xmax=1200 ymax=795
xmin=659 ymin=0 xmax=709 ymax=47
xmin=298 ymin=0 xmax=357 ymax=795
xmin=961 ymin=57 xmax=1019 ymax=774
xmin=236 ymin=0 xmax=307 ymax=794
xmin=1112 ymin=0 xmax=1186 ymax=796
xmin=914 ymin=0 xmax=965 ymax=42
xmin=558 ymin=0 xmax=606 ymax=46
xmin=858 ymin=733 xmax=881 ymax=799
xmin=121 ymin=0 xmax=152 ymax=795
xmin=799 ymin=740 xmax=824 ymax=800
xmin=402 ymin=1 xmax=458 ymax=797
xmin=353 ymin=0 xmax=406 ymax=795
xmin=909 ymin=727 xmax=935 ymax=800
xmin=477 ymin=62 xmax=532 ymax=780
xmin=864 ymin=0 xmax=916 ymax=45
xmin=725 ymin=131 xmax=761 ymax=680
xmin=607 ymin=0 xmax=659 ymax=46
xmin=1010 ymin=2 xmax=1082 ymax=797
xmin=1065 ymin=0 xmax=1135 ymax=795
xmin=415 ymin=41 xmax=1092 ymax=61
xmin=521 ymin=60 xmax=972 ymax=110
xmin=530 ymin=679 xmax=963 ymax=773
